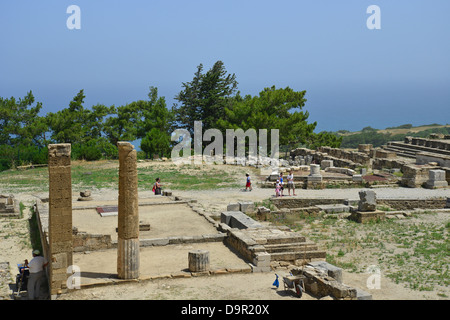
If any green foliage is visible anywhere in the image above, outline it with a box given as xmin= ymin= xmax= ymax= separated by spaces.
xmin=46 ymin=90 xmax=115 ymax=145
xmin=340 ymin=130 xmax=393 ymax=148
xmin=71 ymin=138 xmax=117 ymax=161
xmin=215 ymin=85 xmax=323 ymax=156
xmin=174 ymin=61 xmax=238 ymax=134
xmin=0 ymin=91 xmax=47 ymax=147
xmin=307 ymin=131 xmax=343 ymax=149
xmin=0 ymin=144 xmax=48 ymax=170
xmin=139 ymin=87 xmax=175 ymax=158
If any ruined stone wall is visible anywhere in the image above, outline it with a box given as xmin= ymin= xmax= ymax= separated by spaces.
xmin=372 ymin=158 xmax=408 ymax=171
xmin=409 ymin=137 xmax=450 ymax=151
xmin=290 ymin=147 xmax=370 ymax=169
xmin=416 ymin=152 xmax=450 ymax=167
xmin=400 ymin=164 xmax=432 ymax=188
xmin=377 ymin=199 xmax=447 ymax=210
xmin=271 ymin=197 xmax=348 ymax=209
xmin=271 ymin=196 xmax=447 ymax=211
xmin=72 ymin=229 xmax=113 ymax=252
xmin=318 ymin=147 xmax=372 ymax=167
xmin=223 ymin=229 xmax=254 ymax=263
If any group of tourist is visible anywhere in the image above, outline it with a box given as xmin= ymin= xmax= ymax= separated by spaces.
xmin=275 ymin=171 xmax=296 ymax=197
xmin=243 ymin=171 xmax=296 ymax=197
xmin=152 ymin=171 xmax=297 ymax=198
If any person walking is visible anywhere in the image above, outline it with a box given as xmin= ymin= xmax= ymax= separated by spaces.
xmin=25 ymin=250 xmax=48 ymax=300
xmin=245 ymin=173 xmax=252 ymax=191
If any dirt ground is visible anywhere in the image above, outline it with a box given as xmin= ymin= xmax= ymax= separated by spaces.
xmin=0 ymin=161 xmax=449 ymax=300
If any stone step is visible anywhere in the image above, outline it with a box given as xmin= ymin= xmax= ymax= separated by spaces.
xmin=387 ymin=141 xmax=450 ymax=157
xmin=270 ymin=250 xmax=327 ymax=261
xmin=382 ymin=146 xmax=417 ymax=158
xmin=264 ymin=235 xmax=306 ymax=245
xmin=264 ymin=241 xmax=318 ymax=253
xmin=316 ymin=204 xmax=351 ymax=213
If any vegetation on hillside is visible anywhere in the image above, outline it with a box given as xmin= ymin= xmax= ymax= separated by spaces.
xmin=336 ymin=124 xmax=450 ymax=149
xmin=0 ymin=61 xmax=340 ymax=171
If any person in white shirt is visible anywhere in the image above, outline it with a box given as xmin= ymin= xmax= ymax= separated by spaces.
xmin=287 ymin=171 xmax=296 ymax=196
xmin=25 ymin=249 xmax=48 ymax=300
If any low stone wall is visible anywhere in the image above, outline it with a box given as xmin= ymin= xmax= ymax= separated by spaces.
xmin=73 ymin=229 xmax=113 ymax=252
xmin=221 ymin=211 xmax=262 ymax=229
xmin=372 ymin=158 xmax=408 ymax=171
xmin=291 ymin=265 xmax=358 ymax=299
xmin=271 ymin=197 xmax=348 ymax=209
xmin=409 ymin=137 xmax=450 ymax=151
xmin=377 ymin=198 xmax=447 ymax=210
xmin=416 ymin=152 xmax=450 ymax=167
xmin=271 ymin=196 xmax=447 ymax=211
xmin=139 ymin=233 xmax=226 ymax=247
xmin=291 ymin=148 xmax=358 ymax=169
xmin=222 ymin=227 xmax=257 ymax=263
xmin=317 ymin=147 xmax=372 ymax=167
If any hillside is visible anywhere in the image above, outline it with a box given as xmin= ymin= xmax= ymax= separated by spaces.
xmin=336 ymin=124 xmax=450 ymax=148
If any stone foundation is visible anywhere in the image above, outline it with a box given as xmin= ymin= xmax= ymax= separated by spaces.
xmin=349 ymin=210 xmax=385 ymax=223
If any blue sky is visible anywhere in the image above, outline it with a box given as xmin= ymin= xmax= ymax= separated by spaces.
xmin=1 ymin=0 xmax=449 ymax=132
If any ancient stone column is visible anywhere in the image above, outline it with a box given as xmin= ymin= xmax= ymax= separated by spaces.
xmin=309 ymin=164 xmax=321 ymax=177
xmin=117 ymin=142 xmax=140 ymax=279
xmin=48 ymin=144 xmax=73 ymax=295
xmin=188 ymin=250 xmax=210 ymax=272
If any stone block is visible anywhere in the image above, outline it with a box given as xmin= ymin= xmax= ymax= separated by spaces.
xmin=356 ymin=288 xmax=373 ymax=300
xmin=429 ymin=169 xmax=446 ymax=181
xmin=308 ymin=261 xmax=343 ymax=283
xmin=249 ymin=263 xmax=271 ymax=273
xmin=227 ymin=203 xmax=240 ymax=211
xmin=256 ymin=206 xmax=270 ymax=220
xmin=352 ymin=174 xmax=363 ymax=182
xmin=358 ymin=144 xmax=372 ymax=153
xmin=425 ymin=169 xmax=448 ymax=189
xmin=358 ymin=190 xmax=377 ymax=212
xmin=140 ymin=238 xmax=170 ymax=247
xmin=221 ymin=211 xmax=262 ymax=229
xmin=80 ymin=190 xmax=91 ymax=197
xmin=297 ymin=266 xmax=356 ymax=299
xmin=239 ymin=201 xmax=255 ymax=213
xmin=316 ymin=204 xmax=350 ymax=214
xmin=252 ymin=252 xmax=271 ymax=267
xmin=320 ymin=160 xmax=333 ymax=170
xmin=350 ymin=210 xmax=385 ymax=223
xmin=425 ymin=180 xmax=449 ymax=189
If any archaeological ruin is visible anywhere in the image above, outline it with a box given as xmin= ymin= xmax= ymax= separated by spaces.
xmin=5 ymin=134 xmax=447 ymax=300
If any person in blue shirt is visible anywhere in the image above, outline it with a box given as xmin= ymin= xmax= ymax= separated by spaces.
xmin=279 ymin=173 xmax=284 ymax=196
xmin=245 ymin=173 xmax=252 ymax=191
